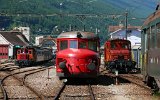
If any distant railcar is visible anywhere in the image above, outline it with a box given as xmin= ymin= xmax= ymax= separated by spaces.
xmin=104 ymin=39 xmax=136 ymax=73
xmin=15 ymin=46 xmax=53 ymax=67
xmin=142 ymin=8 xmax=160 ymax=91
xmin=56 ymin=31 xmax=100 ymax=78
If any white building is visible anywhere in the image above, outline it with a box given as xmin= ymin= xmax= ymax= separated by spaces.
xmin=109 ymin=28 xmax=141 ymax=47
xmin=14 ymin=27 xmax=30 ymax=42
xmin=35 ymin=36 xmax=44 ymax=46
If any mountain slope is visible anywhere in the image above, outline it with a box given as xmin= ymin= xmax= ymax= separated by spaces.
xmin=0 ymin=0 xmax=158 ymax=44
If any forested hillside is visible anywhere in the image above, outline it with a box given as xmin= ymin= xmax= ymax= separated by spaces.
xmin=0 ymin=0 xmax=157 ymax=43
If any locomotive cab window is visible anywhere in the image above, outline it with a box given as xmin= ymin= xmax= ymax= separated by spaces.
xmin=29 ymin=50 xmax=32 ymax=54
xmin=17 ymin=50 xmax=20 ymax=54
xmin=111 ymin=42 xmax=116 ymax=49
xmin=21 ymin=49 xmax=24 ymax=53
xmin=88 ymin=41 xmax=97 ymax=51
xmin=60 ymin=40 xmax=68 ymax=50
xmin=121 ymin=42 xmax=130 ymax=49
xmin=79 ymin=41 xmax=87 ymax=49
xmin=70 ymin=40 xmax=78 ymax=48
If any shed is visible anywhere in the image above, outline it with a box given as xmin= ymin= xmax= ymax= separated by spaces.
xmin=0 ymin=31 xmax=29 ymax=59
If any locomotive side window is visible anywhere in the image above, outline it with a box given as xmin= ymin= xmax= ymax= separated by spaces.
xmin=88 ymin=41 xmax=97 ymax=51
xmin=60 ymin=40 xmax=68 ymax=50
xmin=79 ymin=41 xmax=86 ymax=49
xmin=144 ymin=29 xmax=148 ymax=52
xmin=17 ymin=50 xmax=20 ymax=54
xmin=146 ymin=28 xmax=150 ymax=50
xmin=29 ymin=51 xmax=32 ymax=54
xmin=111 ymin=41 xmax=116 ymax=49
xmin=21 ymin=49 xmax=25 ymax=53
xmin=151 ymin=25 xmax=156 ymax=48
xmin=70 ymin=40 xmax=78 ymax=48
xmin=157 ymin=23 xmax=160 ymax=48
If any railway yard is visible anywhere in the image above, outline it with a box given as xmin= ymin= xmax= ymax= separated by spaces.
xmin=1 ymin=0 xmax=160 ymax=100
xmin=0 ymin=59 xmax=158 ymax=100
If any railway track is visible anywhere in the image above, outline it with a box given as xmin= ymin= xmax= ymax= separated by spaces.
xmin=118 ymin=74 xmax=152 ymax=92
xmin=2 ymin=68 xmax=46 ymax=99
xmin=100 ymin=66 xmax=152 ymax=93
xmin=0 ymin=79 xmax=8 ymax=100
xmin=54 ymin=79 xmax=96 ymax=100
xmin=0 ymin=62 xmax=153 ymax=99
xmin=0 ymin=63 xmax=50 ymax=100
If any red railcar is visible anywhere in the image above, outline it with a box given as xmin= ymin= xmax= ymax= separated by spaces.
xmin=104 ymin=39 xmax=136 ymax=73
xmin=15 ymin=46 xmax=53 ymax=67
xmin=56 ymin=31 xmax=100 ymax=78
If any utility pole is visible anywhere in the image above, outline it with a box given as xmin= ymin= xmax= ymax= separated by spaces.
xmin=125 ymin=11 xmax=128 ymax=40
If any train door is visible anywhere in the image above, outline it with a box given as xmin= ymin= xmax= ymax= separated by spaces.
xmin=28 ymin=49 xmax=33 ymax=60
xmin=104 ymin=42 xmax=110 ymax=62
xmin=16 ymin=49 xmax=21 ymax=60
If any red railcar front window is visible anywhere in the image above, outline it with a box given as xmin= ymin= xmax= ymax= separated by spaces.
xmin=58 ymin=39 xmax=99 ymax=52
xmin=60 ymin=40 xmax=68 ymax=50
xmin=70 ymin=40 xmax=78 ymax=48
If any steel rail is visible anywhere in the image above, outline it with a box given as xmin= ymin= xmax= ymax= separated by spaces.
xmin=1 ymin=67 xmax=48 ymax=99
xmin=0 ymin=80 xmax=8 ymax=100
xmin=53 ymin=81 xmax=67 ymax=100
xmin=88 ymin=84 xmax=95 ymax=100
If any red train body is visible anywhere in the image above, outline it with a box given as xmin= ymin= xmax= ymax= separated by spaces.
xmin=104 ymin=39 xmax=136 ymax=73
xmin=15 ymin=46 xmax=53 ymax=67
xmin=56 ymin=31 xmax=100 ymax=78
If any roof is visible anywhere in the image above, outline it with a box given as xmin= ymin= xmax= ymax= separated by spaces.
xmin=143 ymin=9 xmax=160 ymax=27
xmin=57 ymin=31 xmax=99 ymax=39
xmin=109 ymin=28 xmax=141 ymax=38
xmin=0 ymin=31 xmax=29 ymax=46
xmin=131 ymin=45 xmax=141 ymax=49
xmin=108 ymin=25 xmax=141 ymax=33
xmin=106 ymin=38 xmax=131 ymax=43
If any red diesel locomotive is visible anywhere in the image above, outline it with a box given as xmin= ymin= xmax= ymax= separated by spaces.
xmin=15 ymin=46 xmax=53 ymax=67
xmin=56 ymin=31 xmax=100 ymax=78
xmin=104 ymin=39 xmax=136 ymax=73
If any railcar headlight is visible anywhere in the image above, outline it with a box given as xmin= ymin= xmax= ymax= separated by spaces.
xmin=59 ymin=61 xmax=66 ymax=69
xmin=87 ymin=63 xmax=96 ymax=70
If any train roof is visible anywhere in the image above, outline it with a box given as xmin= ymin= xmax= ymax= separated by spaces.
xmin=20 ymin=45 xmax=51 ymax=50
xmin=142 ymin=10 xmax=160 ymax=28
xmin=105 ymin=39 xmax=131 ymax=43
xmin=57 ymin=31 xmax=99 ymax=39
